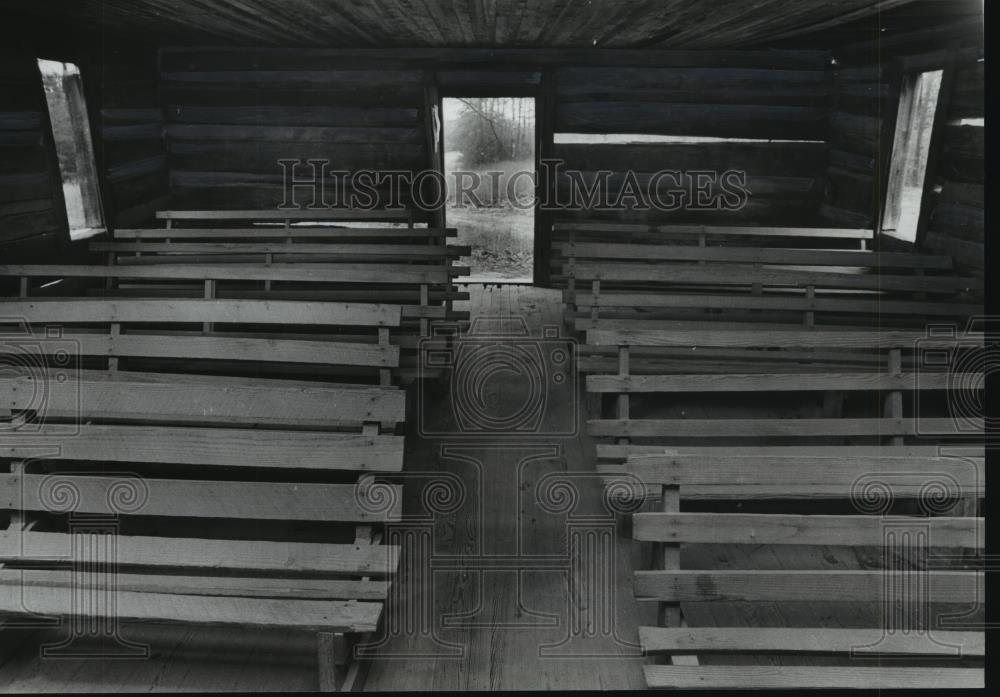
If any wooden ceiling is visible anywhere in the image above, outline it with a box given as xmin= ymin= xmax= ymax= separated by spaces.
xmin=3 ymin=0 xmax=929 ymax=48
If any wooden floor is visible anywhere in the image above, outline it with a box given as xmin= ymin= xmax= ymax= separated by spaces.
xmin=363 ymin=285 xmax=651 ymax=691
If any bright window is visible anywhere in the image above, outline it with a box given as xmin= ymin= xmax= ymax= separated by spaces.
xmin=38 ymin=59 xmax=105 ymax=241
xmin=881 ymin=69 xmax=944 ymax=243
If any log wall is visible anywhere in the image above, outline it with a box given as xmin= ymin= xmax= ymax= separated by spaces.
xmin=159 ymin=50 xmax=431 ymax=218
xmin=0 ymin=53 xmax=66 ymax=261
xmin=0 ymin=30 xmax=168 ymax=263
xmin=818 ymin=8 xmax=983 ymax=273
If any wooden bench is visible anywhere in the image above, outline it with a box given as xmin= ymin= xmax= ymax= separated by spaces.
xmin=615 ymin=445 xmax=984 ymax=689
xmin=557 ymin=227 xmax=981 ymax=334
xmin=1 ymin=264 xmax=420 ymax=384
xmin=1 ymin=290 xmax=407 ymax=689
xmin=585 ymin=327 xmax=984 ymax=466
xmin=591 ymin=323 xmax=985 ymax=688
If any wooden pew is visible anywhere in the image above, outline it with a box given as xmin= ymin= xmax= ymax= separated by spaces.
xmin=617 ymin=446 xmax=984 ymax=689
xmin=585 ymin=327 xmax=984 ymax=464
xmin=1 ymin=290 xmax=407 ymax=689
xmin=94 ymin=208 xmax=474 ymax=381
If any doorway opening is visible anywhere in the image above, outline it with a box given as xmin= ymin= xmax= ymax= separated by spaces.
xmin=442 ymin=97 xmax=535 ymax=283
xmin=881 ymin=69 xmax=944 ymax=244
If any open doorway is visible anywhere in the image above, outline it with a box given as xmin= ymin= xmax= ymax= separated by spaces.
xmin=881 ymin=69 xmax=944 ymax=244
xmin=442 ymin=97 xmax=535 ymax=283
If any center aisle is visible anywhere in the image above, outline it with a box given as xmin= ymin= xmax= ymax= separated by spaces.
xmin=364 ymin=284 xmax=652 ymax=691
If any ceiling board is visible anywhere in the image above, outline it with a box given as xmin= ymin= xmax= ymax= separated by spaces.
xmin=0 ymin=0 xmax=931 ymax=48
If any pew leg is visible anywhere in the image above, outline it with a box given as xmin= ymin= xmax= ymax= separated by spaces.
xmin=317 ymin=632 xmax=349 ymax=692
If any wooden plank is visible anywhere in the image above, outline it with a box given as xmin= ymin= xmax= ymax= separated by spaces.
xmin=17 ymin=332 xmax=399 ymax=369
xmin=1 ymin=264 xmax=455 ymax=285
xmin=587 ymin=372 xmax=972 ymax=393
xmin=589 ymin=417 xmax=981 ymax=438
xmin=0 ymin=531 xmax=398 ymax=576
xmin=587 ymin=328 xmax=983 ymax=349
xmin=633 ymin=570 xmax=983 ymax=603
xmin=0 ymin=568 xmax=389 ymax=601
xmin=0 ymin=373 xmax=406 ymax=427
xmin=1 ymin=474 xmax=403 ymax=523
xmin=0 ymin=581 xmax=382 ymax=633
xmin=114 ymin=227 xmax=457 ymax=240
xmin=572 ymin=261 xmax=980 ymax=293
xmin=156 ymin=209 xmax=412 ymax=222
xmin=644 ymin=666 xmax=982 ymax=690
xmin=1 ymin=425 xmax=404 ymax=471
xmin=639 ymin=626 xmax=985 ymax=657
xmin=94 ymin=242 xmax=467 ymax=258
xmin=1 ymin=298 xmax=402 ymax=327
xmin=558 ymin=243 xmax=952 ymax=269
xmin=633 ymin=513 xmax=983 ymax=548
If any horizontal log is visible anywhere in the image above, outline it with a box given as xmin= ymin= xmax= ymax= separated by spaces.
xmin=1 ymin=531 xmax=397 ymax=576
xmin=556 ymin=103 xmax=827 ymax=139
xmin=0 ymin=372 xmax=405 ymax=427
xmin=168 ymin=141 xmax=425 ymax=173
xmin=639 ymin=626 xmax=984 ymax=657
xmin=586 ymin=327 xmax=983 ymax=349
xmin=570 ymin=290 xmax=980 ymax=317
xmin=0 ymin=579 xmax=382 ymax=633
xmin=644 ymin=666 xmax=982 ymax=690
xmin=634 ymin=570 xmax=983 ymax=603
xmin=94 ymin=242 xmax=466 ymax=259
xmin=1 ymin=424 xmax=403 ymax=471
xmin=157 ymin=209 xmax=412 ymax=221
xmin=587 ymin=372 xmax=971 ymax=393
xmin=4 ymin=331 xmax=398 ymax=368
xmin=2 ymin=298 xmax=401 ymax=327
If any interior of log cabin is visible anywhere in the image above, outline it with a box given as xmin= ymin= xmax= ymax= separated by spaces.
xmin=0 ymin=0 xmax=988 ymax=692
